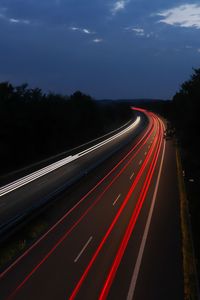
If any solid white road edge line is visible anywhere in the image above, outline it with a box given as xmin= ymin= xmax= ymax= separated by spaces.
xmin=126 ymin=139 xmax=166 ymax=300
xmin=74 ymin=236 xmax=93 ymax=263
xmin=113 ymin=194 xmax=121 ymax=206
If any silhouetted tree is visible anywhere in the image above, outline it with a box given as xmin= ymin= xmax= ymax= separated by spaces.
xmin=0 ymin=82 xmax=14 ymax=102
xmin=0 ymin=82 xmax=133 ymax=176
xmin=172 ymin=68 xmax=200 ymax=148
xmin=172 ymin=68 xmax=200 ymax=280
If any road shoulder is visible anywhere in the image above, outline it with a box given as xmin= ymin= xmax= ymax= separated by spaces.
xmin=176 ymin=146 xmax=199 ymax=300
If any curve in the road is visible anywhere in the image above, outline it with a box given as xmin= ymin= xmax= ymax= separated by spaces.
xmin=0 ymin=109 xmax=167 ymax=300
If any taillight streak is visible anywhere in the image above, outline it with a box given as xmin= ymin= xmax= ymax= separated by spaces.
xmin=68 ymin=116 xmax=160 ymax=299
xmin=5 ymin=114 xmax=155 ymax=300
xmin=98 ymin=117 xmax=163 ymax=299
xmin=0 ymin=116 xmax=153 ymax=280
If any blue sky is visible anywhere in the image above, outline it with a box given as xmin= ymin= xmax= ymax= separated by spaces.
xmin=0 ymin=0 xmax=200 ymax=99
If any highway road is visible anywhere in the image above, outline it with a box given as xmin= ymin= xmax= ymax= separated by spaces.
xmin=0 ymin=108 xmax=183 ymax=299
xmin=0 ymin=113 xmax=142 ymax=235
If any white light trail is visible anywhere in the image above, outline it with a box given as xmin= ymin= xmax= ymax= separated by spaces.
xmin=0 ymin=117 xmax=140 ymax=197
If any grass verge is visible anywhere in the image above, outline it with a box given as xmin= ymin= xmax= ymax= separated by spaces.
xmin=176 ymin=146 xmax=199 ymax=300
xmin=0 ymin=218 xmax=48 ymax=269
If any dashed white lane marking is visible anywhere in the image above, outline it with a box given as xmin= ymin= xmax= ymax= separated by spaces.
xmin=139 ymin=160 xmax=142 ymax=165
xmin=126 ymin=139 xmax=166 ymax=300
xmin=74 ymin=236 xmax=93 ymax=263
xmin=144 ymin=152 xmax=147 ymax=156
xmin=113 ymin=194 xmax=121 ymax=206
xmin=130 ymin=171 xmax=135 ymax=180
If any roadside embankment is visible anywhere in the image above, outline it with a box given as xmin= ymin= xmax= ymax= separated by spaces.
xmin=176 ymin=147 xmax=199 ymax=300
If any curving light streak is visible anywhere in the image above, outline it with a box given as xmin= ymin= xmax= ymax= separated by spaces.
xmin=0 ymin=117 xmax=140 ymax=197
xmin=4 ymin=114 xmax=154 ymax=300
xmin=98 ymin=116 xmax=163 ymax=299
xmin=68 ymin=115 xmax=160 ymax=299
xmin=0 ymin=115 xmax=152 ymax=282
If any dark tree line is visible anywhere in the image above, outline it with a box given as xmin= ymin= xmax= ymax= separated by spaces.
xmin=0 ymin=82 xmax=132 ymax=175
xmin=123 ymin=70 xmax=200 ymax=280
xmin=172 ymin=68 xmax=200 ymax=155
xmin=172 ymin=69 xmax=200 ymax=276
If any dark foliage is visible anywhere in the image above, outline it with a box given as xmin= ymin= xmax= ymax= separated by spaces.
xmin=172 ymin=69 xmax=200 ymax=181
xmin=172 ymin=68 xmax=200 ymax=153
xmin=0 ymin=82 xmax=132 ymax=175
xmin=172 ymin=68 xmax=200 ymax=279
xmin=120 ymin=72 xmax=200 ymax=280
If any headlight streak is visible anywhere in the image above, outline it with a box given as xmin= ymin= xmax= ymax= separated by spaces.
xmin=3 ymin=113 xmax=153 ymax=300
xmin=0 ymin=114 xmax=149 ymax=282
xmin=0 ymin=117 xmax=140 ymax=198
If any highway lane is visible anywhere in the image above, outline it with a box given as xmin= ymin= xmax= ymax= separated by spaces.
xmin=0 ymin=114 xmax=144 ymax=233
xmin=107 ymin=126 xmax=183 ymax=300
xmin=0 ymin=110 xmax=183 ymax=299
xmin=0 ymin=110 xmax=153 ymax=298
xmin=68 ymin=114 xmax=162 ymax=299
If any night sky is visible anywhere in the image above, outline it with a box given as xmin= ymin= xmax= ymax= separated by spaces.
xmin=0 ymin=0 xmax=200 ymax=99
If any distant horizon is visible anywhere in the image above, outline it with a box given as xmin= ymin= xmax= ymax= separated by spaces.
xmin=0 ymin=80 xmax=170 ymax=101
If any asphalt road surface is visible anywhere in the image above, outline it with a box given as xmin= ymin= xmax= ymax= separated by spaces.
xmin=0 ymin=108 xmax=184 ymax=299
xmin=0 ymin=114 xmax=142 ymax=233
